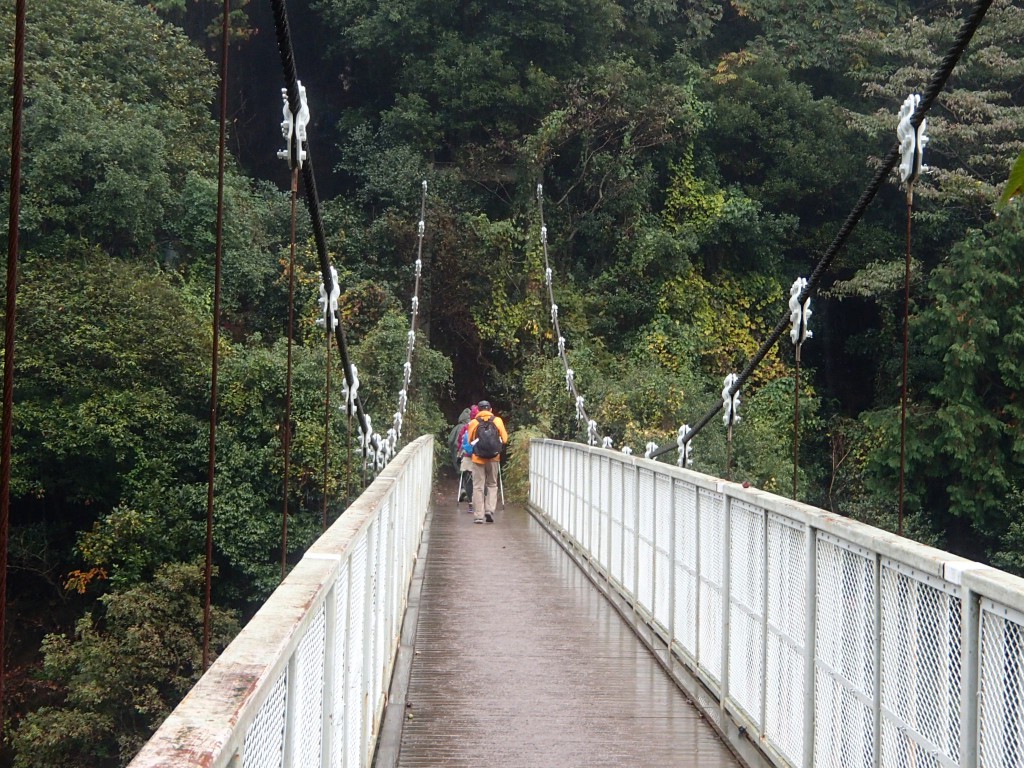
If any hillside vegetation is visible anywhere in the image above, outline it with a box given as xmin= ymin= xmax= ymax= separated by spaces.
xmin=1 ymin=0 xmax=1022 ymax=764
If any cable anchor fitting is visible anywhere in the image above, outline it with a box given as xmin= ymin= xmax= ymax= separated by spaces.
xmin=677 ymin=425 xmax=693 ymax=468
xmin=316 ymin=265 xmax=340 ymax=332
xmin=897 ymin=93 xmax=929 ymax=192
xmin=277 ymin=82 xmax=310 ymax=169
xmin=789 ymin=277 xmax=812 ymax=347
xmin=722 ymin=373 xmax=741 ymax=427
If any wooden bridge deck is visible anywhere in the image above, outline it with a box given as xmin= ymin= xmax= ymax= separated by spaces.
xmin=375 ymin=476 xmax=741 ymax=768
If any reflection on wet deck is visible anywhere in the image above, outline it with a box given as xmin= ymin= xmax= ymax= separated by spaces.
xmin=388 ymin=480 xmax=741 ymax=768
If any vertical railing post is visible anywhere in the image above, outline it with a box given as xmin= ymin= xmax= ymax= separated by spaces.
xmin=384 ymin=490 xmax=398 ymax=688
xmin=283 ymin=656 xmax=297 ymax=768
xmin=586 ymin=449 xmax=594 ymax=564
xmin=803 ymin=527 xmax=818 ymax=768
xmin=759 ymin=509 xmax=770 ymax=730
xmin=695 ymin=485 xmax=703 ymax=665
xmin=605 ymin=456 xmax=613 ymax=573
xmin=540 ymin=442 xmax=547 ymax=513
xmin=572 ymin=447 xmax=579 ymax=541
xmin=535 ymin=442 xmax=542 ymax=513
xmin=650 ymin=468 xmax=658 ymax=619
xmin=549 ymin=442 xmax=555 ymax=518
xmin=342 ymin=556 xmax=354 ymax=766
xmin=668 ymin=477 xmax=677 ymax=649
xmin=565 ymin=448 xmax=573 ymax=532
xmin=360 ymin=526 xmax=376 ymax=764
xmin=618 ymin=460 xmax=626 ymax=587
xmin=321 ymin=583 xmax=337 ymax=768
xmin=633 ymin=463 xmax=641 ymax=611
xmin=721 ymin=490 xmax=733 ymax=713
xmin=959 ymin=587 xmax=980 ymax=768
xmin=872 ymin=555 xmax=882 ymax=768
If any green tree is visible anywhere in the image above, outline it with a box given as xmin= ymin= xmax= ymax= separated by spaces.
xmin=11 ymin=252 xmax=208 ymax=522
xmin=699 ymin=51 xmax=881 ymax=275
xmin=317 ymin=0 xmax=623 ymax=155
xmin=0 ymin=0 xmax=220 ymax=256
xmin=872 ymin=205 xmax=1024 ymax=557
xmin=11 ymin=562 xmax=239 ymax=768
xmin=844 ymin=0 xmax=1024 ymax=239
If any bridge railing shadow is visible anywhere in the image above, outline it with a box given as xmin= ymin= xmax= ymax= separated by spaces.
xmin=129 ymin=436 xmax=434 ymax=768
xmin=530 ymin=438 xmax=1024 ymax=768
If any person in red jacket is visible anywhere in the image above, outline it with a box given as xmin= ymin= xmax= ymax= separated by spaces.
xmin=465 ymin=400 xmax=508 ymax=524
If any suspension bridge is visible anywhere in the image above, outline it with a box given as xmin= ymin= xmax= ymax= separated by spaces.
xmin=3 ymin=0 xmax=1020 ymax=764
xmin=127 ymin=435 xmax=1024 ymax=768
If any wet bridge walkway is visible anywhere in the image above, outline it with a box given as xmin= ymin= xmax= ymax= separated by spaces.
xmin=375 ymin=478 xmax=740 ymax=768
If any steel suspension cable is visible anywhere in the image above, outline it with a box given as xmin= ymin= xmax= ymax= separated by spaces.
xmin=269 ymin=0 xmax=372 ymax=446
xmin=391 ymin=181 xmax=429 ymax=452
xmin=536 ymin=185 xmax=599 ymax=445
xmin=650 ymin=0 xmax=994 ymax=462
xmin=0 ymin=0 xmax=27 ymax=726
xmin=281 ymin=167 xmax=298 ymax=581
xmin=322 ymin=331 xmax=331 ymax=531
xmin=203 ymin=0 xmax=231 ymax=671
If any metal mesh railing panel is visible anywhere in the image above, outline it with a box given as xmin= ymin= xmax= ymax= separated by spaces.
xmin=597 ymin=455 xmax=611 ymax=567
xmin=552 ymin=452 xmax=565 ymax=529
xmin=566 ymin=448 xmax=576 ymax=538
xmin=345 ymin=537 xmax=368 ymax=768
xmin=575 ymin=449 xmax=588 ymax=548
xmin=622 ymin=465 xmax=637 ymax=595
xmin=879 ymin=562 xmax=962 ymax=767
xmin=653 ymin=473 xmax=672 ymax=631
xmin=331 ymin=567 xmax=350 ymax=768
xmin=586 ymin=453 xmax=600 ymax=557
xmin=880 ymin=717 xmax=945 ymax=768
xmin=554 ymin=449 xmax=567 ymax=530
xmin=814 ymin=534 xmax=876 ymax=768
xmin=764 ymin=513 xmax=807 ymax=766
xmin=293 ymin=603 xmax=327 ymax=768
xmin=610 ymin=461 xmax=624 ymax=583
xmin=525 ymin=441 xmax=1024 ymax=768
xmin=979 ymin=602 xmax=1024 ymax=768
xmin=728 ymin=499 xmax=765 ymax=726
xmin=637 ymin=467 xmax=656 ymax=613
xmin=364 ymin=517 xmax=382 ymax=746
xmin=242 ymin=668 xmax=287 ymax=768
xmin=128 ymin=437 xmax=434 ymax=768
xmin=698 ymin=487 xmax=725 ymax=682
xmin=673 ymin=481 xmax=698 ymax=658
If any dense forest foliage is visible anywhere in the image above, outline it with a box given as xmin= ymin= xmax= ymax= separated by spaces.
xmin=1 ymin=0 xmax=1022 ymax=764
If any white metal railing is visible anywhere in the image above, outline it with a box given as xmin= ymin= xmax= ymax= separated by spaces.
xmin=529 ymin=438 xmax=1024 ymax=768
xmin=129 ymin=435 xmax=433 ymax=768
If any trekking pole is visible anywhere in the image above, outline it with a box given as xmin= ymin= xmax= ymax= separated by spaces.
xmin=456 ymin=470 xmax=464 ymax=507
xmin=498 ymin=462 xmax=505 ymax=511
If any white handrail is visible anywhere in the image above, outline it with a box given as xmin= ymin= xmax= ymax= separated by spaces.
xmin=129 ymin=435 xmax=434 ymax=768
xmin=529 ymin=438 xmax=1023 ymax=768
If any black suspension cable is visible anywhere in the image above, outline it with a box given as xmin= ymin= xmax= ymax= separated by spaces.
xmin=322 ymin=332 xmax=331 ymax=532
xmin=203 ymin=0 xmax=231 ymax=671
xmin=0 ymin=0 xmax=27 ymax=726
xmin=394 ymin=181 xmax=428 ymax=452
xmin=281 ymin=168 xmax=298 ymax=581
xmin=269 ymin=0 xmax=372 ymax=446
xmin=406 ymin=185 xmax=427 ymax=413
xmin=651 ymin=0 xmax=993 ymax=461
xmin=536 ymin=185 xmax=598 ymax=444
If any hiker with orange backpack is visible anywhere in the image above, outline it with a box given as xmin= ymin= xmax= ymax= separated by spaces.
xmin=464 ymin=400 xmax=508 ymax=524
